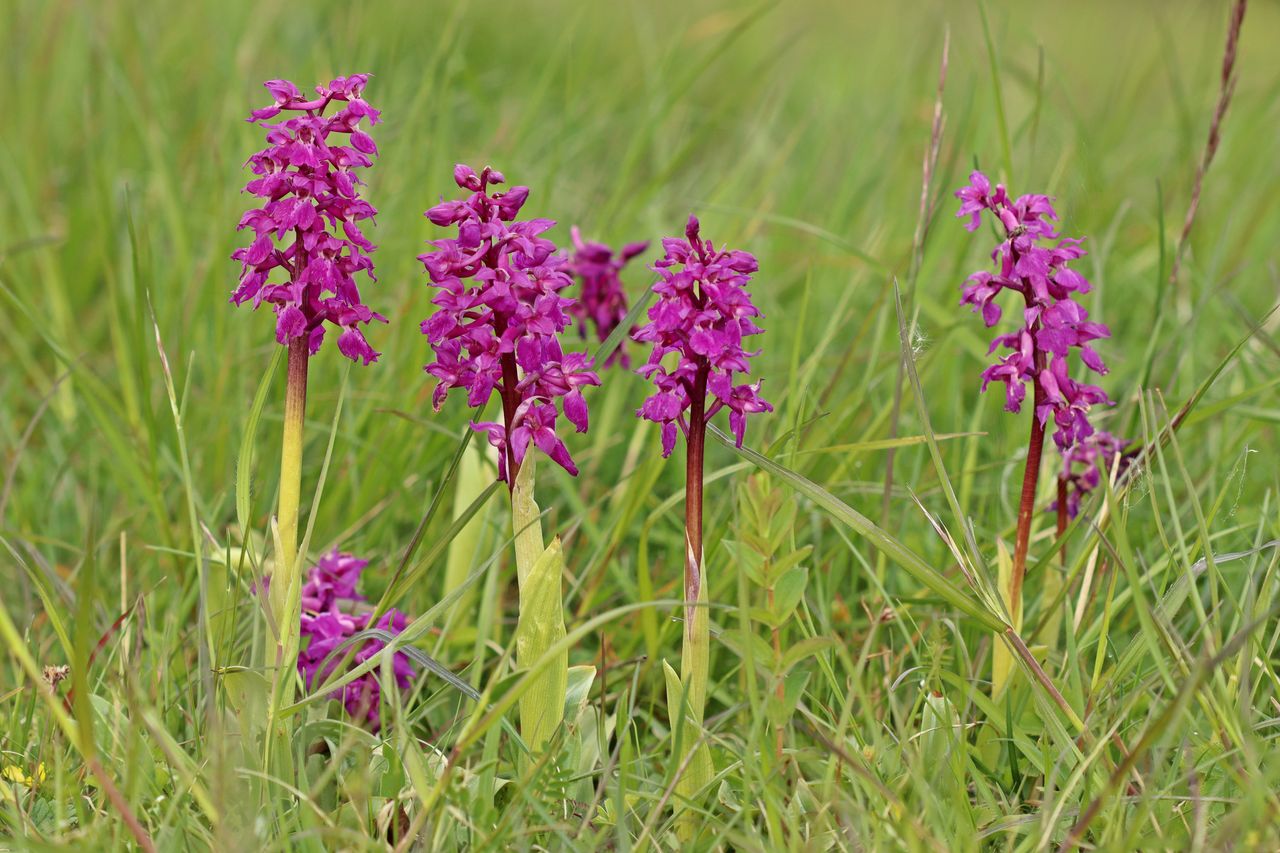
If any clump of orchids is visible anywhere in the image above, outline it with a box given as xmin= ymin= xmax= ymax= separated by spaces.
xmin=231 ymin=78 xmax=774 ymax=798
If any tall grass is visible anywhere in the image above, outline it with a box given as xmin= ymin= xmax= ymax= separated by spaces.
xmin=3 ymin=0 xmax=1280 ymax=848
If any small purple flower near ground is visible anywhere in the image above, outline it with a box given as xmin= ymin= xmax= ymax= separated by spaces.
xmin=565 ymin=227 xmax=649 ymax=367
xmin=420 ymin=165 xmax=600 ymax=482
xmin=632 ymin=215 xmax=772 ymax=457
xmin=231 ymin=75 xmax=385 ymax=365
xmin=296 ymin=550 xmax=415 ymax=731
xmin=1052 ymin=431 xmax=1134 ymax=519
xmin=955 ymin=171 xmax=1112 ymax=451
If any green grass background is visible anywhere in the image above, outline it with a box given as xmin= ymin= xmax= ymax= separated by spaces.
xmin=3 ymin=0 xmax=1280 ymax=848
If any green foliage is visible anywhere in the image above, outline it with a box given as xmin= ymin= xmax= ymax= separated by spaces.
xmin=3 ymin=0 xmax=1280 ymax=849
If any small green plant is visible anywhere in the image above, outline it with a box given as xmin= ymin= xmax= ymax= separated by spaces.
xmin=727 ymin=474 xmax=818 ymax=765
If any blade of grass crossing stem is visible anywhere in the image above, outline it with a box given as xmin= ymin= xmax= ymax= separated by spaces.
xmin=296 ymin=364 xmax=351 ymax=565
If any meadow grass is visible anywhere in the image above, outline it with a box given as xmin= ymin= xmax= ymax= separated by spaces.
xmin=3 ymin=0 xmax=1280 ymax=849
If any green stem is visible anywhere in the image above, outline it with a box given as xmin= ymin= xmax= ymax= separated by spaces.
xmin=511 ymin=454 xmax=567 ymax=753
xmin=263 ymin=336 xmax=307 ymax=797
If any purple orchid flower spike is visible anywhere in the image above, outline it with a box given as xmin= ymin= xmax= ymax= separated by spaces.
xmin=565 ymin=227 xmax=649 ymax=367
xmin=232 ymin=75 xmax=385 ymax=364
xmin=955 ymin=170 xmax=1111 ymax=450
xmin=296 ymin=549 xmax=416 ymax=731
xmin=955 ymin=170 xmax=1120 ymax=638
xmin=420 ymin=165 xmax=600 ymax=484
xmin=235 ymin=76 xmax=386 ymax=691
xmin=632 ymin=214 xmax=772 ymax=457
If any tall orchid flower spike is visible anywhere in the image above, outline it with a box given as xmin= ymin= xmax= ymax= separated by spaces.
xmin=565 ymin=228 xmax=649 ymax=367
xmin=420 ymin=164 xmax=601 ymax=753
xmin=632 ymin=214 xmax=771 ymax=826
xmin=233 ymin=75 xmax=385 ymax=365
xmin=231 ymin=75 xmax=382 ymax=708
xmin=955 ymin=170 xmax=1117 ymax=690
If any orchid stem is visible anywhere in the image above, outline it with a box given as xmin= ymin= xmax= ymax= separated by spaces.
xmin=272 ymin=337 xmax=309 ymax=629
xmin=511 ymin=454 xmax=568 ymax=756
xmin=1010 ymin=399 xmax=1045 ymax=629
xmin=670 ymin=363 xmax=713 ymax=834
xmin=264 ymin=336 xmax=307 ymax=794
xmin=499 ymin=350 xmax=522 ymax=490
xmin=683 ymin=364 xmax=709 ymax=716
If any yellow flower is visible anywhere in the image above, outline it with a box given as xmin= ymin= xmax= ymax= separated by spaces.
xmin=1 ymin=762 xmax=46 ymax=787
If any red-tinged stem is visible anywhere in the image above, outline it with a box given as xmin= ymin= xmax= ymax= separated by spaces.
xmin=1010 ymin=380 xmax=1045 ymax=627
xmin=499 ymin=350 xmax=521 ymax=491
xmin=684 ymin=363 xmax=710 ymax=629
xmin=1010 ymin=284 xmax=1047 ymax=627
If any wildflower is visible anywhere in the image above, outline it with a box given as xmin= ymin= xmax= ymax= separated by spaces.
xmin=632 ymin=214 xmax=772 ymax=456
xmin=956 ymin=170 xmax=1112 ymax=450
xmin=420 ymin=164 xmax=600 ymax=482
xmin=231 ymin=75 xmax=385 ymax=365
xmin=565 ymin=227 xmax=649 ymax=366
xmin=296 ymin=549 xmax=416 ymax=731
xmin=2 ymin=763 xmax=46 ymax=788
xmin=955 ymin=171 xmax=1121 ymax=668
xmin=1053 ymin=431 xmax=1133 ymax=519
xmin=42 ymin=664 xmax=70 ymax=688
xmin=632 ymin=214 xmax=770 ymax=814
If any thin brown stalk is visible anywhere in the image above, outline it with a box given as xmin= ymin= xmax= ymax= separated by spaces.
xmin=1167 ymin=0 xmax=1247 ymax=294
xmin=684 ymin=364 xmax=710 ymax=625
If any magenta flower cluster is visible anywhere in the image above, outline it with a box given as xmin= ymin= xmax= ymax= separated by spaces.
xmin=232 ymin=75 xmax=385 ymax=365
xmin=1053 ymin=431 xmax=1133 ymax=519
xmin=565 ymin=228 xmax=649 ymax=367
xmin=955 ymin=172 xmax=1112 ymax=450
xmin=632 ymin=216 xmax=772 ymax=456
xmin=420 ymin=165 xmax=601 ymax=481
xmin=297 ymin=550 xmax=416 ymax=731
